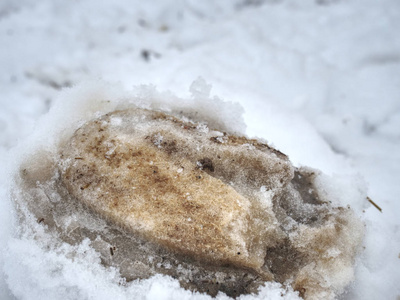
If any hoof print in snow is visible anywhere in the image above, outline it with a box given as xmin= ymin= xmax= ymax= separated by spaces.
xmin=16 ymin=107 xmax=363 ymax=299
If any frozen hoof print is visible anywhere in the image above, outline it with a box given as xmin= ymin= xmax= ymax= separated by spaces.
xmin=18 ymin=107 xmax=364 ymax=299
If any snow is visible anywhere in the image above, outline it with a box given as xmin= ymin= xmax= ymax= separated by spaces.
xmin=1 ymin=0 xmax=399 ymax=299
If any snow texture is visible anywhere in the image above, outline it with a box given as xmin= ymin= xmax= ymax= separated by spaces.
xmin=0 ymin=0 xmax=399 ymax=299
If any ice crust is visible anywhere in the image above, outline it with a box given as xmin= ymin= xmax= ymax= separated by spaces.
xmin=11 ymin=84 xmax=364 ymax=300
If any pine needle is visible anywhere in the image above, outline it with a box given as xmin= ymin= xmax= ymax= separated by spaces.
xmin=367 ymin=196 xmax=382 ymax=213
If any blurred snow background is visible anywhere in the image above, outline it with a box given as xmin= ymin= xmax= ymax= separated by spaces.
xmin=0 ymin=0 xmax=399 ymax=299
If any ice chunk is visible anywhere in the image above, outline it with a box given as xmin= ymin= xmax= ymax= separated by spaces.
xmin=13 ymin=107 xmax=364 ymax=299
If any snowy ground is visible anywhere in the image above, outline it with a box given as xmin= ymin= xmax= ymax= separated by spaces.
xmin=1 ymin=0 xmax=399 ymax=299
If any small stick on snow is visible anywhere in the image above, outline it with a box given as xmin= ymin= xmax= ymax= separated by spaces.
xmin=367 ymin=196 xmax=382 ymax=213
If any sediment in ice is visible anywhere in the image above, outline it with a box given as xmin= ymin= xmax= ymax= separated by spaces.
xmin=15 ymin=107 xmax=364 ymax=299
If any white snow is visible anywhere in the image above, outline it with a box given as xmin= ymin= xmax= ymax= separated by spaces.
xmin=1 ymin=0 xmax=400 ymax=299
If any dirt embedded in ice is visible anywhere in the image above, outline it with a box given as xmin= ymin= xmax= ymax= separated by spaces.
xmin=14 ymin=105 xmax=364 ymax=299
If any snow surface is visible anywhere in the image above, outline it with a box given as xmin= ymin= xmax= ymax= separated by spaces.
xmin=0 ymin=0 xmax=399 ymax=299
